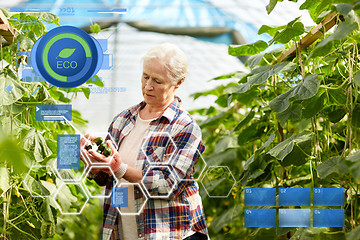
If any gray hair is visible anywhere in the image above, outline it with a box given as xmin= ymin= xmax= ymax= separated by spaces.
xmin=142 ymin=43 xmax=188 ymax=85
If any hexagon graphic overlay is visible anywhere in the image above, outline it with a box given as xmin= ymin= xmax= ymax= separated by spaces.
xmin=53 ymin=182 xmax=89 ymax=215
xmin=83 ymin=165 xmax=119 ymax=198
xmin=201 ymin=166 xmax=236 ymax=198
xmin=141 ymin=165 xmax=178 ymax=199
xmin=114 ymin=182 xmax=148 ymax=216
xmin=141 ymin=131 xmax=177 ymax=165
xmin=170 ymin=148 xmax=207 ymax=182
xmin=23 ymin=165 xmax=58 ymax=197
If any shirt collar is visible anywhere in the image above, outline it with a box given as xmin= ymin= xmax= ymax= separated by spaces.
xmin=128 ymin=96 xmax=182 ymax=123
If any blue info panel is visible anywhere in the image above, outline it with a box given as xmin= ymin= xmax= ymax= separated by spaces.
xmin=279 ymin=209 xmax=311 ymax=227
xmin=244 ymin=209 xmax=276 ymax=227
xmin=245 ymin=188 xmax=276 ymax=206
xmin=313 ymin=209 xmax=344 ymax=227
xmin=35 ymin=104 xmax=72 ymax=121
xmin=112 ymin=187 xmax=128 ymax=208
xmin=57 ymin=135 xmax=80 ymax=169
xmin=313 ymin=188 xmax=344 ymax=206
xmin=279 ymin=188 xmax=310 ymax=206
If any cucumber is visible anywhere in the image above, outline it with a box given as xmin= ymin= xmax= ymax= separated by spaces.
xmin=102 ymin=147 xmax=112 ymax=157
xmin=92 ymin=137 xmax=103 ymax=146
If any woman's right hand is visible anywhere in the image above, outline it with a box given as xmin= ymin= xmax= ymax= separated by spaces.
xmin=80 ymin=133 xmax=102 ymax=175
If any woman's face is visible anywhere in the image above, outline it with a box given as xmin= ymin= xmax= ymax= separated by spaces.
xmin=141 ymin=59 xmax=182 ymax=108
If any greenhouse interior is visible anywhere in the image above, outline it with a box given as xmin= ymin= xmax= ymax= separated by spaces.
xmin=0 ymin=0 xmax=360 ymax=239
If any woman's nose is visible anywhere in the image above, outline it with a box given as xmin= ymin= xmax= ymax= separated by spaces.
xmin=145 ymin=80 xmax=153 ymax=90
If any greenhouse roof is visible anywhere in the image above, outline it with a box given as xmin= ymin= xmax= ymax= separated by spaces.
xmin=2 ymin=0 xmax=314 ymax=131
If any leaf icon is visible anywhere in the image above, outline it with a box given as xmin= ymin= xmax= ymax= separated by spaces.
xmin=56 ymin=48 xmax=76 ymax=59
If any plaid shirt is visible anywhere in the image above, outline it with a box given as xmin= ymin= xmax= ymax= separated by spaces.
xmin=92 ymin=97 xmax=208 ymax=240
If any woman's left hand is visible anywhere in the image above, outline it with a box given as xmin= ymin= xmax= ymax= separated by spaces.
xmin=88 ymin=140 xmax=122 ymax=174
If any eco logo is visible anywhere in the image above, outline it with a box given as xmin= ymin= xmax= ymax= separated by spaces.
xmin=31 ymin=26 xmax=103 ymax=88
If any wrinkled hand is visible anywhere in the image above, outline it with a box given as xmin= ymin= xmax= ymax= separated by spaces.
xmin=88 ymin=140 xmax=121 ymax=175
xmin=80 ymin=133 xmax=95 ymax=163
xmin=80 ymin=133 xmax=102 ymax=175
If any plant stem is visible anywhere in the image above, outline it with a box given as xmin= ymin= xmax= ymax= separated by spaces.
xmin=296 ymin=42 xmax=305 ymax=78
xmin=6 ymin=221 xmax=38 ymax=240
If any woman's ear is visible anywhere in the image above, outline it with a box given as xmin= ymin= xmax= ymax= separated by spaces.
xmin=175 ymin=78 xmax=184 ymax=89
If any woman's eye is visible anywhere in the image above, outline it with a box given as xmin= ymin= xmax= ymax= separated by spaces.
xmin=143 ymin=76 xmax=149 ymax=80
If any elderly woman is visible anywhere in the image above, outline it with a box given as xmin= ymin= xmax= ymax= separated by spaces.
xmin=81 ymin=43 xmax=208 ymax=240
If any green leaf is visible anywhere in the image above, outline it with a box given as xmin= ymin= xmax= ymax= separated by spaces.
xmin=324 ymin=105 xmax=346 ymax=123
xmin=214 ymin=135 xmax=238 ymax=153
xmin=258 ymin=24 xmax=285 ymax=37
xmin=232 ymin=88 xmax=259 ymax=105
xmin=241 ymin=153 xmax=274 ymax=185
xmin=244 ymin=133 xmax=275 ymax=170
xmin=16 ymin=34 xmax=34 ymax=50
xmin=211 ymin=205 xmax=242 ymax=233
xmin=191 ymin=84 xmax=227 ymax=100
xmin=272 ymin=20 xmax=305 ymax=44
xmin=247 ymin=52 xmax=265 ymax=69
xmin=199 ymin=112 xmax=228 ymax=128
xmin=208 ymin=71 xmax=246 ymax=81
xmin=310 ymin=21 xmax=358 ymax=58
xmin=354 ymin=71 xmax=360 ymax=88
xmin=54 ymin=184 xmax=77 ymax=212
xmin=0 ymin=72 xmax=26 ymax=106
xmin=327 ymin=89 xmax=347 ymax=105
xmin=24 ymin=175 xmax=50 ymax=196
xmin=268 ymin=131 xmax=313 ymax=162
xmin=237 ymin=122 xmax=265 ymax=145
xmin=40 ymin=210 xmax=55 ymax=238
xmin=266 ymin=0 xmax=280 ymax=14
xmin=0 ymin=167 xmax=10 ymax=193
xmin=269 ymin=74 xmax=320 ymax=113
xmin=316 ymin=156 xmax=349 ymax=179
xmin=300 ymin=1 xmax=333 ymax=23
xmin=41 ymin=180 xmax=56 ymax=194
xmin=23 ymin=128 xmax=52 ymax=162
xmin=90 ymin=23 xmax=101 ymax=33
xmin=86 ymin=75 xmax=104 ymax=87
xmin=0 ymin=137 xmax=27 ymax=174
xmin=56 ymin=169 xmax=76 ymax=180
xmin=47 ymin=88 xmax=71 ymax=103
xmin=336 ymin=4 xmax=358 ymax=22
xmin=228 ymin=40 xmax=268 ymax=56
xmin=72 ymin=110 xmax=89 ymax=128
xmin=277 ymin=103 xmax=302 ymax=126
xmin=336 ymin=3 xmax=353 ymax=16
xmin=302 ymin=88 xmax=326 ymax=118
xmin=232 ymin=110 xmax=255 ymax=132
xmin=281 ymin=143 xmax=309 ymax=166
xmin=272 ymin=61 xmax=297 ymax=74
xmin=346 ymin=224 xmax=360 ymax=240
xmin=206 ymin=148 xmax=238 ymax=167
xmin=40 ymin=198 xmax=55 ymax=222
xmin=81 ymin=87 xmax=91 ymax=99
xmin=56 ymin=48 xmax=76 ymax=59
xmin=215 ymin=94 xmax=230 ymax=107
xmin=349 ymin=161 xmax=360 ymax=182
xmin=293 ymin=76 xmax=320 ymax=100
xmin=347 ymin=150 xmax=360 ymax=162
xmin=351 ymin=104 xmax=360 ymax=128
xmin=39 ymin=12 xmax=60 ymax=25
xmin=237 ymin=65 xmax=272 ymax=93
xmin=29 ymin=83 xmax=56 ymax=104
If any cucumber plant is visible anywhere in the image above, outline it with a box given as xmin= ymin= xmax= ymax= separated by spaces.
xmin=0 ymin=9 xmax=103 ymax=239
xmin=194 ymin=1 xmax=360 ymax=239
